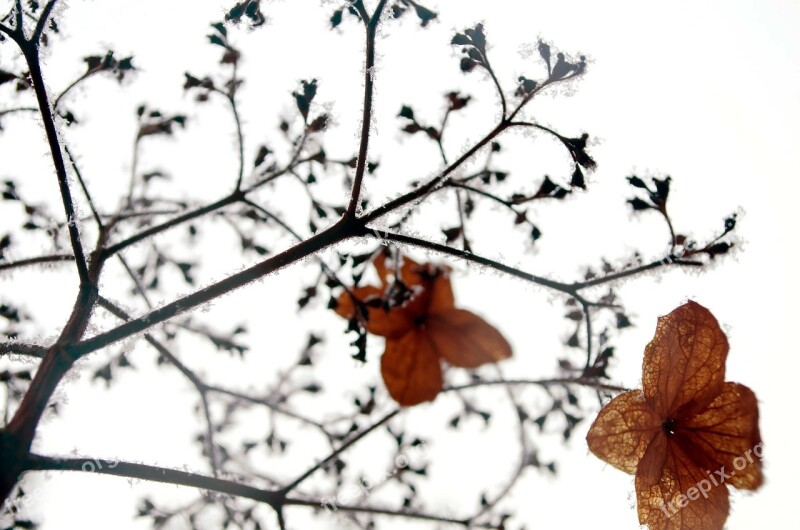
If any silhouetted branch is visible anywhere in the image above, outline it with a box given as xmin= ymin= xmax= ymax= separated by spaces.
xmin=0 ymin=254 xmax=75 ymax=272
xmin=24 ymin=453 xmax=284 ymax=508
xmin=25 ymin=452 xmax=499 ymax=527
xmin=346 ymin=0 xmax=388 ymax=215
xmin=365 ymin=229 xmax=573 ymax=293
xmin=444 ymin=377 xmax=629 ymax=394
xmin=97 ymin=296 xmax=222 ymax=476
xmin=0 ymin=343 xmax=45 ymax=358
xmin=103 ymin=152 xmax=318 ymax=258
xmin=74 ymin=217 xmax=357 ymax=359
xmin=66 ymin=145 xmax=104 ymax=229
xmin=362 ymin=121 xmax=507 ymax=223
xmin=16 ymin=16 xmax=90 ymax=285
xmin=0 ymin=107 xmax=38 ymax=118
xmin=582 ymin=301 xmax=593 ymax=369
xmin=31 ymin=0 xmax=56 ymax=42
xmin=281 ymin=408 xmax=398 ymax=493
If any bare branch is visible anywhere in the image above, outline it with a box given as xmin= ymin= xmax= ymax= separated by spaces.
xmin=280 ymin=409 xmax=398 ymax=493
xmin=17 ymin=26 xmax=91 ymax=285
xmin=0 ymin=343 xmax=45 ymax=358
xmin=346 ymin=0 xmax=389 ymax=215
xmin=0 ymin=254 xmax=75 ymax=272
xmin=444 ymin=377 xmax=630 ymax=394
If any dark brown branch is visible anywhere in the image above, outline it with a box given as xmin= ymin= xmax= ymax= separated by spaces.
xmin=1 ymin=228 xmax=106 ymax=502
xmin=373 ymin=230 xmax=705 ymax=299
xmin=31 ymin=0 xmax=56 ymax=42
xmin=0 ymin=254 xmax=74 ymax=272
xmin=345 ymin=0 xmax=388 ymax=215
xmin=12 ymin=0 xmax=22 ymax=33
xmin=73 ymin=216 xmax=359 ymax=359
xmin=23 ymin=454 xmax=496 ymax=527
xmin=571 ymin=256 xmax=686 ymax=289
xmin=448 ymin=181 xmax=531 ymax=225
xmin=362 ymin=121 xmax=507 ymax=223
xmin=477 ymin=51 xmax=506 ymax=118
xmin=366 ymin=229 xmax=574 ymax=294
xmin=0 ymin=343 xmax=45 ymax=358
xmin=24 ymin=454 xmax=283 ymax=508
xmin=242 ymin=199 xmax=303 ymax=242
xmin=103 ymin=193 xmax=241 ymax=258
xmin=19 ymin=23 xmax=90 ymax=285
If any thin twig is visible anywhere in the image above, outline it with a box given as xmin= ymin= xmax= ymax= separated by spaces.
xmin=582 ymin=301 xmax=593 ymax=369
xmin=362 ymin=121 xmax=507 ymax=223
xmin=65 ymin=145 xmax=104 ymax=229
xmin=280 ymin=409 xmax=398 ymax=494
xmin=465 ymin=366 xmax=527 ymax=524
xmin=228 ymin=92 xmax=245 ymax=191
xmin=97 ymin=296 xmax=221 ymax=477
xmin=102 ymin=153 xmax=317 ymax=258
xmin=368 ymin=229 xmax=573 ymax=294
xmin=0 ymin=254 xmax=74 ymax=272
xmin=444 ymin=377 xmax=629 ymax=394
xmin=31 ymin=0 xmax=56 ymax=42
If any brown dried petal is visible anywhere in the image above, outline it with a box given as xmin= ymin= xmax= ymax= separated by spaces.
xmin=426 ymin=309 xmax=512 ymax=368
xmin=636 ymin=432 xmax=729 ymax=530
xmin=586 ymin=390 xmax=660 ymax=474
xmin=642 ymin=301 xmax=728 ymax=418
xmin=427 ymin=273 xmax=455 ymax=314
xmin=380 ymin=329 xmax=443 ymax=406
xmin=682 ymin=382 xmax=763 ymax=490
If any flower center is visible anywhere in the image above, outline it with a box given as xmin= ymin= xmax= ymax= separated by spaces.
xmin=413 ymin=316 xmax=427 ymax=328
xmin=662 ymin=418 xmax=678 ymax=436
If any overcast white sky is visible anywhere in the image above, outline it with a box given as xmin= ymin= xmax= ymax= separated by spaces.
xmin=1 ymin=0 xmax=799 ymax=529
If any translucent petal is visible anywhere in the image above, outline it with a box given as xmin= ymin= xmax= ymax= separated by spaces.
xmin=636 ymin=432 xmax=729 ymax=530
xmin=586 ymin=390 xmax=660 ymax=474
xmin=642 ymin=301 xmax=728 ymax=418
xmin=682 ymin=382 xmax=763 ymax=490
xmin=380 ymin=329 xmax=443 ymax=406
xmin=427 ymin=273 xmax=455 ymax=314
xmin=426 ymin=309 xmax=511 ymax=368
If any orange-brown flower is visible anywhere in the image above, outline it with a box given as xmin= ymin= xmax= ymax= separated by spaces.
xmin=334 ymin=252 xmax=512 ymax=406
xmin=586 ymin=301 xmax=762 ymax=530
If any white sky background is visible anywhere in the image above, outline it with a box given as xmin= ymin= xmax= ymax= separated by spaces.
xmin=0 ymin=0 xmax=799 ymax=529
